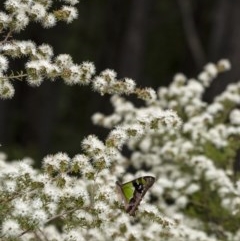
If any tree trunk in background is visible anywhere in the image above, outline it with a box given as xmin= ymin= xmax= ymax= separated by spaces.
xmin=205 ymin=1 xmax=240 ymax=101
xmin=118 ymin=0 xmax=152 ymax=83
xmin=208 ymin=0 xmax=231 ymax=61
xmin=98 ymin=0 xmax=123 ymax=71
xmin=177 ymin=0 xmax=206 ymax=69
xmin=0 ymin=102 xmax=7 ymax=143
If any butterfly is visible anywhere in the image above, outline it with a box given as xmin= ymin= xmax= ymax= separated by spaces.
xmin=116 ymin=176 xmax=155 ymax=216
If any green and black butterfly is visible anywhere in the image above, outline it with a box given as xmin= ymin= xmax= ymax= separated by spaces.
xmin=116 ymin=176 xmax=155 ymax=216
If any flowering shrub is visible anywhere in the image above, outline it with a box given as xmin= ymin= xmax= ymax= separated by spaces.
xmin=0 ymin=0 xmax=240 ymax=241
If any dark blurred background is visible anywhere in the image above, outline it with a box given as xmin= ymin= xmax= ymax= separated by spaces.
xmin=0 ymin=0 xmax=240 ymax=166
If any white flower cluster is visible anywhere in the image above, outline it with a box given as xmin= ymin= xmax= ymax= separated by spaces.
xmin=92 ymin=59 xmax=240 ymax=240
xmin=1 ymin=58 xmax=238 ymax=240
xmin=93 ymin=69 xmax=136 ymax=96
xmin=1 ymin=0 xmax=240 ymax=240
xmin=1 ymin=0 xmax=152 ymax=100
xmin=2 ymin=0 xmax=79 ymax=32
xmin=1 ymin=2 xmax=161 ymax=100
xmin=0 ymin=38 xmax=144 ymax=98
xmin=0 ymin=40 xmax=96 ymax=89
xmin=1 ymin=148 xmax=193 ymax=241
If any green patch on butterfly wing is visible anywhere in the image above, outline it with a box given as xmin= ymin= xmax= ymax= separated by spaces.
xmin=116 ymin=181 xmax=133 ymax=208
xmin=121 ymin=181 xmax=135 ymax=202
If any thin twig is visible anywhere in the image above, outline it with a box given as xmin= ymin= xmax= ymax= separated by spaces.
xmin=37 ymin=228 xmax=49 ymax=241
xmin=0 ymin=30 xmax=13 ymax=44
xmin=9 ymin=73 xmax=28 ymax=80
xmin=46 ymin=207 xmax=79 ymax=223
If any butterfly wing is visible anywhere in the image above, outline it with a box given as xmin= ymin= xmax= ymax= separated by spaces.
xmin=116 ymin=176 xmax=155 ymax=216
xmin=116 ymin=180 xmax=135 ymax=209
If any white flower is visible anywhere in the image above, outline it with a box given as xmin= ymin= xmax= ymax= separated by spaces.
xmin=42 ymin=13 xmax=56 ymax=28
xmin=117 ymin=213 xmax=130 ymax=225
xmin=32 ymin=209 xmax=48 ymax=225
xmin=46 ymin=202 xmax=58 ymax=215
xmin=175 ymin=196 xmax=188 ymax=208
xmin=221 ymin=198 xmax=231 ymax=209
xmin=157 ymin=87 xmax=168 ymax=99
xmin=81 ymin=161 xmax=95 ymax=179
xmin=96 ymin=185 xmax=114 ymax=202
xmin=181 ymin=141 xmax=194 ymax=153
xmin=111 ymin=95 xmax=134 ymax=114
xmin=187 ymin=79 xmax=204 ymax=96
xmin=143 ymin=87 xmax=157 ymax=102
xmin=198 ymin=71 xmax=211 ymax=87
xmin=64 ymin=229 xmax=85 ymax=241
xmin=77 ymin=61 xmax=95 ymax=85
xmin=0 ymin=55 xmax=9 ymax=71
xmin=63 ymin=64 xmax=81 ymax=85
xmin=91 ymin=112 xmax=104 ymax=125
xmin=0 ymin=79 xmax=15 ymax=99
xmin=43 ymin=154 xmax=55 ymax=170
xmin=4 ymin=180 xmax=16 ymax=193
xmin=94 ymin=201 xmax=109 ymax=217
xmin=0 ymin=11 xmax=10 ymax=28
xmin=139 ymin=137 xmax=152 ymax=152
xmin=12 ymin=198 xmax=30 ymax=217
xmin=157 ymin=177 xmax=173 ymax=189
xmin=82 ymin=135 xmax=105 ymax=154
xmin=26 ymin=60 xmax=42 ymax=72
xmin=44 ymin=183 xmax=61 ymax=202
xmin=218 ymin=187 xmax=230 ymax=197
xmin=16 ymin=161 xmax=36 ymax=176
xmin=12 ymin=11 xmax=30 ymax=32
xmin=71 ymin=185 xmax=89 ymax=202
xmin=124 ymin=123 xmax=144 ymax=138
xmin=2 ymin=219 xmax=21 ymax=237
xmin=92 ymin=76 xmax=107 ymax=94
xmin=217 ymin=59 xmax=231 ymax=72
xmin=29 ymin=3 xmax=46 ymax=21
xmin=32 ymin=198 xmax=43 ymax=209
xmin=207 ymin=102 xmax=223 ymax=115
xmin=107 ymin=127 xmax=128 ymax=149
xmin=17 ymin=40 xmax=36 ymax=55
xmin=230 ymin=109 xmax=240 ymax=125
xmin=204 ymin=63 xmax=218 ymax=78
xmin=93 ymin=153 xmax=112 ymax=169
xmin=38 ymin=44 xmax=53 ymax=58
xmin=5 ymin=0 xmax=22 ymax=11
xmin=55 ymin=54 xmax=73 ymax=68
xmin=72 ymin=154 xmax=89 ymax=171
xmin=151 ymin=183 xmax=164 ymax=196
xmin=173 ymin=73 xmax=187 ymax=84
xmin=64 ymin=0 xmax=79 ymax=5
xmin=123 ymin=78 xmax=136 ymax=94
xmin=80 ymin=61 xmax=95 ymax=75
xmin=100 ymin=69 xmax=117 ymax=81
xmin=75 ymin=210 xmax=93 ymax=223
xmin=61 ymin=6 xmax=78 ymax=23
xmin=26 ymin=71 xmax=44 ymax=86
xmin=162 ymin=109 xmax=182 ymax=128
xmin=174 ymin=179 xmax=187 ymax=189
xmin=185 ymin=183 xmax=200 ymax=194
xmin=139 ymin=203 xmax=159 ymax=215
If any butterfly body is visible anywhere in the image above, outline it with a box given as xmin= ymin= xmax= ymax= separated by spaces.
xmin=116 ymin=176 xmax=155 ymax=216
